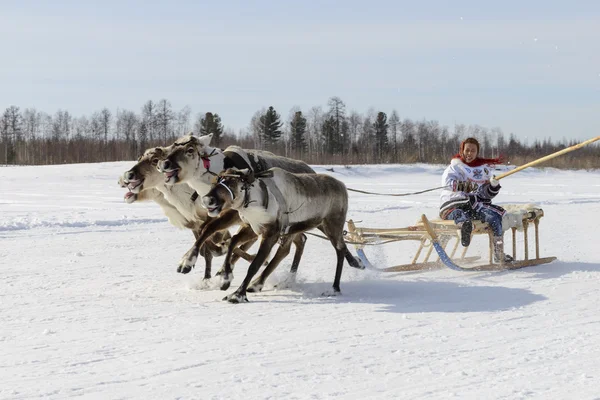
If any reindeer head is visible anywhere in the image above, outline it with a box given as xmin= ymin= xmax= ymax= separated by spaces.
xmin=201 ymin=168 xmax=255 ymax=216
xmin=157 ymin=133 xmax=214 ymax=185
xmin=120 ymin=147 xmax=167 ymax=201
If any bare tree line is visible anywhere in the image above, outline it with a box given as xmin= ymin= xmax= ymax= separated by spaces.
xmin=2 ymin=97 xmax=599 ymax=169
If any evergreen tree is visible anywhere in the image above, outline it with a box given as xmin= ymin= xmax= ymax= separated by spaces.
xmin=373 ymin=112 xmax=389 ymax=159
xmin=290 ymin=111 xmax=307 ymax=153
xmin=325 ymin=96 xmax=346 ymax=155
xmin=259 ymin=106 xmax=283 ymax=149
xmin=200 ymin=112 xmax=224 ymax=146
xmin=321 ymin=116 xmax=339 ymax=154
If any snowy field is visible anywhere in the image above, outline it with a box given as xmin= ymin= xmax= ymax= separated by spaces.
xmin=1 ymin=161 xmax=600 ymax=400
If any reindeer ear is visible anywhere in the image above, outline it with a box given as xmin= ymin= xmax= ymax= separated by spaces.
xmin=198 ymin=133 xmax=213 ymax=147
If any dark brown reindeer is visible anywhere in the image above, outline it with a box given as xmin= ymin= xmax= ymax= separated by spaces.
xmin=157 ymin=133 xmax=313 ymax=290
xmin=202 ymin=167 xmax=364 ymax=303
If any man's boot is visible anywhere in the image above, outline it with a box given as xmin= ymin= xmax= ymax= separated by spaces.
xmin=460 ymin=220 xmax=473 ymax=247
xmin=493 ymin=236 xmax=514 ymax=264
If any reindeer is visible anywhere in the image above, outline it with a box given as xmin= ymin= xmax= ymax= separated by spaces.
xmin=119 ymin=147 xmax=253 ymax=280
xmin=202 ymin=167 xmax=364 ymax=303
xmin=157 ymin=133 xmax=312 ymax=290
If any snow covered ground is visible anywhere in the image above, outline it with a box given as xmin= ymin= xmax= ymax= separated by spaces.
xmin=1 ymin=161 xmax=600 ymax=399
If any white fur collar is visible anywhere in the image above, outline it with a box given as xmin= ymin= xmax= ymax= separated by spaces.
xmin=450 ymin=158 xmax=465 ymax=167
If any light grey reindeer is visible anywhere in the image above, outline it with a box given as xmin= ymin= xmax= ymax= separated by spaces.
xmin=202 ymin=167 xmax=364 ymax=303
xmin=119 ymin=147 xmax=253 ymax=280
xmin=157 ymin=133 xmax=312 ymax=290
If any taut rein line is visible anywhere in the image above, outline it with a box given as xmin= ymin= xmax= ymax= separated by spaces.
xmin=347 ymin=185 xmax=450 ymax=197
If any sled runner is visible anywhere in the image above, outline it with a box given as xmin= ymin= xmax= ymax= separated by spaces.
xmin=344 ymin=204 xmax=556 ymax=272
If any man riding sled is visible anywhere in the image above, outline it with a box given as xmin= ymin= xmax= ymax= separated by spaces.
xmin=439 ymin=137 xmax=513 ymax=264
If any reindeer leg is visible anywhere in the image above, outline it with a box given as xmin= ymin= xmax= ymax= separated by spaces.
xmin=224 ymin=233 xmax=279 ymax=304
xmin=190 ymin=229 xmax=213 ymax=280
xmin=216 ymin=225 xmax=257 ymax=291
xmin=344 ymin=247 xmax=365 ymax=270
xmin=177 ymin=209 xmax=240 ymax=274
xmin=216 ymin=225 xmax=257 ymax=275
xmin=250 ymin=232 xmax=307 ymax=291
xmin=332 ymin=247 xmax=345 ymax=293
xmin=248 ymin=235 xmax=295 ymax=292
xmin=319 ymin=220 xmax=346 ymax=295
xmin=229 ymin=238 xmax=257 ymax=266
xmin=289 ymin=233 xmax=307 ymax=274
xmin=201 ymin=245 xmax=213 ymax=280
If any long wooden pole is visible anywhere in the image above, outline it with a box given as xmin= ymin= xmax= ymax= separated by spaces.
xmin=495 ymin=135 xmax=600 ymax=180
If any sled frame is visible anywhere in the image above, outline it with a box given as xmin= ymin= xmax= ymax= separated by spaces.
xmin=345 ymin=208 xmax=556 ymax=272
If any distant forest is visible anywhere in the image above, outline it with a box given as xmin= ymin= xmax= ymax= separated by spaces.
xmin=1 ymin=96 xmax=599 ymax=169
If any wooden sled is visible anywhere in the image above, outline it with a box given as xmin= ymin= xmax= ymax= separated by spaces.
xmin=344 ymin=205 xmax=557 ymax=272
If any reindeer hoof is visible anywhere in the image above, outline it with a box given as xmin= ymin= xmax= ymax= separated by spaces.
xmin=177 ymin=265 xmax=192 ymax=274
xmin=177 ymin=253 xmax=197 ymax=274
xmin=350 ymin=256 xmax=365 ymax=270
xmin=247 ymin=282 xmax=264 ymax=293
xmin=223 ymin=292 xmax=248 ymax=303
xmin=215 ymin=272 xmax=233 ymax=290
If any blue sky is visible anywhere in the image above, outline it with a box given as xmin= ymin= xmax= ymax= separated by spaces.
xmin=1 ymin=0 xmax=599 ymax=141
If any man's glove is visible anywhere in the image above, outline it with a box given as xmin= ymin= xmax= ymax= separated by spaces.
xmin=452 ymin=180 xmax=478 ymax=193
xmin=489 ymin=176 xmax=500 ymax=188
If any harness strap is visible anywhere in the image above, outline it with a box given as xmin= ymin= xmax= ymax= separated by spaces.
xmin=258 ymin=180 xmax=269 ymax=210
xmin=219 ymin=181 xmax=235 ymax=201
xmin=262 ymin=178 xmax=290 ymax=235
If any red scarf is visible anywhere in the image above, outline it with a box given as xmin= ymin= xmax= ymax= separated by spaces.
xmin=452 ymin=153 xmax=504 ymax=167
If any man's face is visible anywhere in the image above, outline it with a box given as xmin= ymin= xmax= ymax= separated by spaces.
xmin=462 ymin=143 xmax=478 ymax=163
